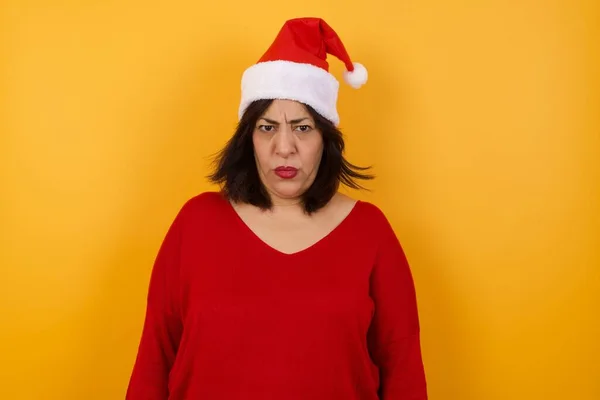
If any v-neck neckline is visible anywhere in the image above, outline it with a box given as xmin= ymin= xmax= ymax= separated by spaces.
xmin=223 ymin=195 xmax=362 ymax=257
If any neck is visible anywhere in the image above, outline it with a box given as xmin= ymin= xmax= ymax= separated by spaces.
xmin=270 ymin=198 xmax=302 ymax=211
xmin=267 ymin=193 xmax=306 ymax=214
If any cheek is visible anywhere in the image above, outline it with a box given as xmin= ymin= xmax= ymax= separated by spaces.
xmin=304 ymin=142 xmax=324 ymax=172
xmin=252 ymin=136 xmax=269 ymax=168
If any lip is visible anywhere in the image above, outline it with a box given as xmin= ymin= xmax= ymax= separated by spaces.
xmin=274 ymin=166 xmax=298 ymax=179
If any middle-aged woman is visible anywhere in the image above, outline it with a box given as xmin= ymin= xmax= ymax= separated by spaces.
xmin=127 ymin=16 xmax=428 ymax=400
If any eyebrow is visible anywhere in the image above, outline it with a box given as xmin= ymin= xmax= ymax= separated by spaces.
xmin=259 ymin=117 xmax=311 ymax=125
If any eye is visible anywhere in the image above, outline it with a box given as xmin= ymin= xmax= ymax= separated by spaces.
xmin=295 ymin=125 xmax=313 ymax=133
xmin=258 ymin=125 xmax=275 ymax=132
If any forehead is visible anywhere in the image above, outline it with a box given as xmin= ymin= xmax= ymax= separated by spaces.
xmin=261 ymin=100 xmax=312 ymax=120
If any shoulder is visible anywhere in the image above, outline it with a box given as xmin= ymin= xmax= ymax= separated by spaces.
xmin=183 ymin=190 xmax=227 ymax=209
xmin=351 ymin=201 xmax=411 ymax=267
xmin=354 ymin=199 xmax=393 ymax=228
xmin=350 ymin=199 xmax=400 ymax=244
xmin=175 ymin=190 xmax=230 ymax=223
xmin=330 ymin=192 xmax=393 ymax=231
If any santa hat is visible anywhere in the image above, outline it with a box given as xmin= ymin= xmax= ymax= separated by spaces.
xmin=238 ymin=17 xmax=368 ymax=126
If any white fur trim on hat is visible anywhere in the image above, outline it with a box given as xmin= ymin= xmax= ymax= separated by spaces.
xmin=238 ymin=60 xmax=341 ymax=126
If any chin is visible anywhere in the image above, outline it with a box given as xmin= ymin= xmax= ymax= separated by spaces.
xmin=270 ymin=182 xmax=305 ymax=199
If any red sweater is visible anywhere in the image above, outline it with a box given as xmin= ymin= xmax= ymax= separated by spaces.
xmin=126 ymin=192 xmax=427 ymax=399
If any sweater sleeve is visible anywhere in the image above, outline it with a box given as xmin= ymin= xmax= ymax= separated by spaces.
xmin=367 ymin=217 xmax=428 ymax=399
xmin=126 ymin=207 xmax=185 ymax=400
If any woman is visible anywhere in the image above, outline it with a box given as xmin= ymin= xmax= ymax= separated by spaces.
xmin=126 ymin=17 xmax=428 ymax=400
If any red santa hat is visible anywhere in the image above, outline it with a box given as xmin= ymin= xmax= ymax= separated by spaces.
xmin=238 ymin=17 xmax=368 ymax=126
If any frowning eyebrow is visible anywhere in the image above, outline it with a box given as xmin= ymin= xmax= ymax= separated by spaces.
xmin=259 ymin=117 xmax=311 ymax=125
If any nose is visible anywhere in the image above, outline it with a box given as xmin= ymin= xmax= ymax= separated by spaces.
xmin=274 ymin=126 xmax=296 ymax=158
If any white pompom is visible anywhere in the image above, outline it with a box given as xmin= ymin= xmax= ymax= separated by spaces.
xmin=343 ymin=62 xmax=368 ymax=89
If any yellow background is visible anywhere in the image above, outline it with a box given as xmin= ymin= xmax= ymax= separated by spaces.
xmin=1 ymin=1 xmax=599 ymax=399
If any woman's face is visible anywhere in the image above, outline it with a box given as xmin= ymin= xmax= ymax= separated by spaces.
xmin=252 ymin=100 xmax=324 ymax=204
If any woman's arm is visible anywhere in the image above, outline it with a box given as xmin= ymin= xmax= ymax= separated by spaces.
xmin=126 ymin=208 xmax=185 ymax=399
xmin=367 ymin=216 xmax=428 ymax=399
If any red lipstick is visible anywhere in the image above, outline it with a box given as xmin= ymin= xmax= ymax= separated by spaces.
xmin=274 ymin=166 xmax=298 ymax=179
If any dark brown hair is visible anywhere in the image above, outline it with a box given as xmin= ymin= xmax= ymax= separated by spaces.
xmin=208 ymin=99 xmax=374 ymax=213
